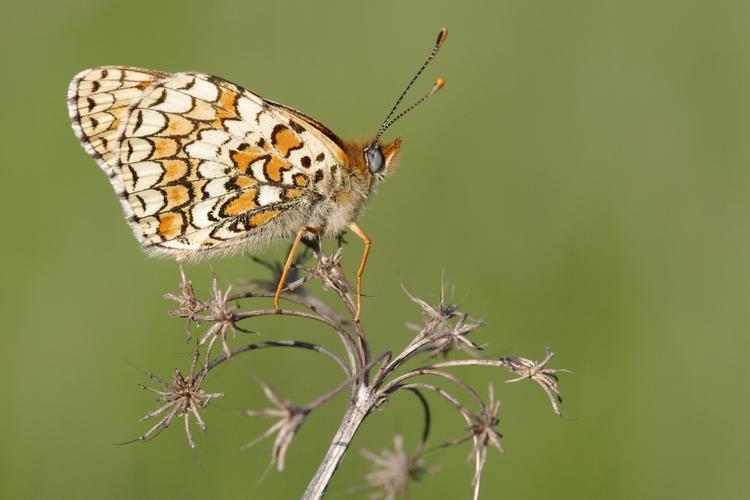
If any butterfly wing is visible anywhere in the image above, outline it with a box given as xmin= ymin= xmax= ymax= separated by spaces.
xmin=262 ymin=98 xmax=349 ymax=165
xmin=68 ymin=67 xmax=349 ymax=257
xmin=68 ymin=66 xmax=168 ymax=176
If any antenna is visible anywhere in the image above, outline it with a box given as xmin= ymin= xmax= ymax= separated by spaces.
xmin=373 ymin=27 xmax=448 ymax=143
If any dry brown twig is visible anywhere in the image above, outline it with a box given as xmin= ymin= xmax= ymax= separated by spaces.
xmin=127 ymin=243 xmax=568 ymax=499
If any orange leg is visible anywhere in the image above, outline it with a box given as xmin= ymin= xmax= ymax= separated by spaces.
xmin=275 ymin=226 xmax=319 ymax=313
xmin=348 ymin=223 xmax=371 ymax=322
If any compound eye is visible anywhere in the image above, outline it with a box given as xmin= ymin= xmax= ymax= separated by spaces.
xmin=365 ymin=146 xmax=385 ymax=174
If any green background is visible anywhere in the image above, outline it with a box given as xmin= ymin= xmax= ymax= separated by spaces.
xmin=1 ymin=0 xmax=748 ymax=498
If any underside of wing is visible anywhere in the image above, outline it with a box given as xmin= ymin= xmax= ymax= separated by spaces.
xmin=99 ymin=71 xmax=351 ymax=257
xmin=67 ymin=66 xmax=168 ymax=178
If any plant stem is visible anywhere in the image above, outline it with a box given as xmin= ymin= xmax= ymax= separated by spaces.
xmin=303 ymin=385 xmax=372 ymax=499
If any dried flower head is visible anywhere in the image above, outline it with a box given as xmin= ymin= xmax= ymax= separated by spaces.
xmin=198 ymin=275 xmax=253 ymax=361
xmin=164 ymin=265 xmax=207 ymax=341
xmin=403 ymin=281 xmax=484 ymax=357
xmin=359 ymin=435 xmax=433 ymax=500
xmin=435 ymin=383 xmax=503 ymax=492
xmin=466 ymin=385 xmax=506 ymax=492
xmin=500 ymin=348 xmax=568 ymax=416
xmin=468 ymin=383 xmax=504 ymax=456
xmin=403 ymin=281 xmax=459 ymax=328
xmin=243 ymin=380 xmax=309 ymax=471
xmin=425 ymin=311 xmax=484 ymax=358
xmin=295 ymin=246 xmax=349 ymax=293
xmin=130 ymin=350 xmax=223 ymax=450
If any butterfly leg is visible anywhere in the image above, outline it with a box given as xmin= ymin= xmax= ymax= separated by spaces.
xmin=274 ymin=226 xmax=320 ymax=313
xmin=348 ymin=223 xmax=371 ymax=322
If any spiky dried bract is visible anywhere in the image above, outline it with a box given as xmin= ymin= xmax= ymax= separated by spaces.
xmin=306 ymin=247 xmax=349 ymax=293
xmin=436 ymin=384 xmax=503 ymax=492
xmin=164 ymin=264 xmax=207 ymax=341
xmin=198 ymin=275 xmax=254 ymax=361
xmin=403 ymin=282 xmax=484 ymax=357
xmin=133 ymin=350 xmax=223 ymax=450
xmin=425 ymin=311 xmax=484 ymax=358
xmin=243 ymin=380 xmax=309 ymax=471
xmin=268 ymin=244 xmax=351 ymax=298
xmin=359 ymin=435 xmax=433 ymax=500
xmin=499 ymin=348 xmax=567 ymax=416
xmin=466 ymin=384 xmax=504 ymax=489
xmin=402 ymin=281 xmax=459 ymax=328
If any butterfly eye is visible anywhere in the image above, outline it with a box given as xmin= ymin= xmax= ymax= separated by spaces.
xmin=365 ymin=146 xmax=385 ymax=174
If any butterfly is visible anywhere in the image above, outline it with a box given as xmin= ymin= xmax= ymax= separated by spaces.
xmin=67 ymin=28 xmax=447 ymax=321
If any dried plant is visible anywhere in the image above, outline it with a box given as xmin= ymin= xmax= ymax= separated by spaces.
xmin=358 ymin=434 xmax=437 ymax=499
xmin=125 ymin=349 xmax=223 ymax=451
xmin=242 ymin=380 xmax=310 ymax=472
xmin=128 ymin=239 xmax=567 ymax=499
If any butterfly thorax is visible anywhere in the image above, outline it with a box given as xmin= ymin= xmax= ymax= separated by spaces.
xmin=304 ymin=138 xmax=400 ymax=238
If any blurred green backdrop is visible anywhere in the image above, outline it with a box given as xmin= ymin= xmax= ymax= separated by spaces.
xmin=2 ymin=0 xmax=749 ymax=498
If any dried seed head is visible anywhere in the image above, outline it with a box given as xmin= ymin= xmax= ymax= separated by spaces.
xmin=403 ymin=280 xmax=484 ymax=357
xmin=402 ymin=280 xmax=459 ymax=327
xmin=500 ymin=348 xmax=569 ymax=416
xmin=466 ymin=384 xmax=504 ymax=459
xmin=128 ymin=350 xmax=223 ymax=450
xmin=198 ymin=275 xmax=254 ymax=361
xmin=243 ymin=380 xmax=309 ymax=471
xmin=311 ymin=247 xmax=349 ymax=292
xmin=435 ymin=384 xmax=503 ymax=491
xmin=359 ymin=435 xmax=434 ymax=500
xmin=164 ymin=264 xmax=207 ymax=341
xmin=424 ymin=311 xmax=485 ymax=358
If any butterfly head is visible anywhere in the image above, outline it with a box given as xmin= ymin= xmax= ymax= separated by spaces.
xmin=363 ymin=138 xmax=402 ymax=180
